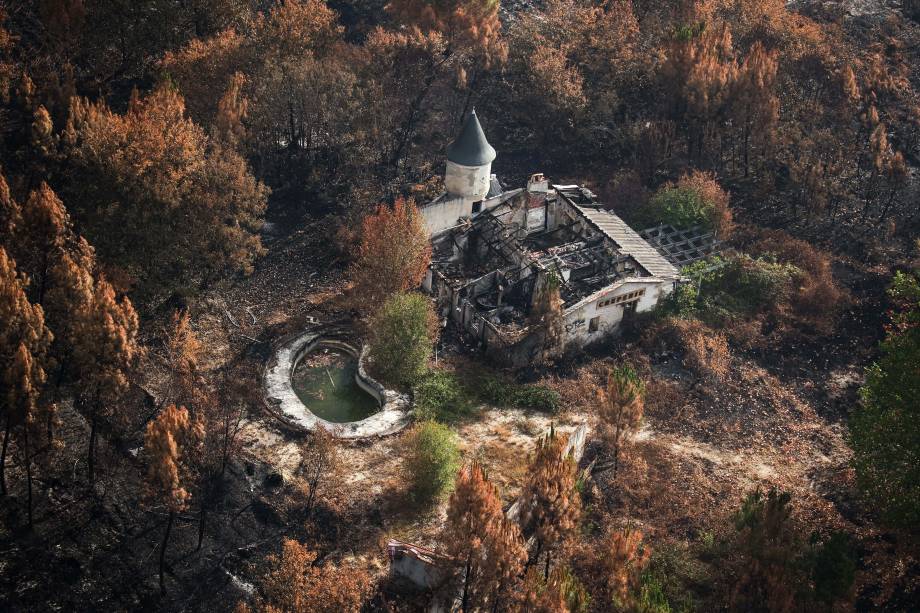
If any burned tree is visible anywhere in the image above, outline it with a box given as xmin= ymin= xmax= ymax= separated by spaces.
xmin=299 ymin=425 xmax=342 ymax=517
xmin=349 ymin=198 xmax=431 ymax=318
xmin=0 ymin=247 xmax=51 ymax=499
xmin=72 ymin=275 xmax=139 ymax=485
xmin=596 ymin=364 xmax=645 ymax=479
xmin=441 ymin=461 xmax=526 ymax=612
xmin=143 ymin=404 xmax=203 ymax=593
xmin=528 ymin=271 xmax=565 ymax=364
xmin=520 ymin=427 xmax=581 ymax=580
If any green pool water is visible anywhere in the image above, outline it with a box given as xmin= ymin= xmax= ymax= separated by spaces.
xmin=291 ymin=347 xmax=379 ymax=423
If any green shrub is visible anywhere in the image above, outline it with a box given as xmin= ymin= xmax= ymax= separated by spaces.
xmin=809 ymin=531 xmax=856 ymax=606
xmin=477 ymin=374 xmax=560 ymax=412
xmin=478 ymin=374 xmax=518 ymax=406
xmin=850 ymin=269 xmax=920 ymax=531
xmin=647 ymin=186 xmax=712 ymax=229
xmin=405 ymin=421 xmax=461 ymax=504
xmin=712 ymin=256 xmax=798 ymax=315
xmin=667 ymin=255 xmax=799 ymax=323
xmin=640 ymin=171 xmax=732 ymax=235
xmin=644 ymin=542 xmax=706 ymax=612
xmin=513 ymin=384 xmax=561 ymax=412
xmin=368 ymin=292 xmax=436 ymax=389
xmin=413 ymin=370 xmax=477 ymax=423
xmin=637 ymin=574 xmax=672 ymax=613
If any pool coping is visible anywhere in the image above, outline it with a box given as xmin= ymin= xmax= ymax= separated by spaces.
xmin=263 ymin=330 xmax=412 ymax=438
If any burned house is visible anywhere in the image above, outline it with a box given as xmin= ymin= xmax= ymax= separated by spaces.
xmin=419 ymin=111 xmax=681 ymax=366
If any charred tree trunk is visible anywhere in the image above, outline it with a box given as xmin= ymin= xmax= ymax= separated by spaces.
xmin=160 ymin=511 xmax=175 ymax=593
xmin=0 ymin=416 xmax=10 ymax=496
xmin=87 ymin=414 xmax=97 ymax=485
xmin=197 ymin=504 xmax=207 ymax=552
xmin=461 ymin=554 xmax=472 ymax=613
xmin=49 ymin=358 xmax=69 ymax=444
xmin=25 ymin=426 xmax=32 ymax=529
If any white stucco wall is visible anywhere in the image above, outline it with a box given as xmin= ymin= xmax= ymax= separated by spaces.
xmin=563 ymin=279 xmax=672 ymax=345
xmin=445 ymin=159 xmax=491 ymax=199
xmin=420 ymin=194 xmax=471 ymax=235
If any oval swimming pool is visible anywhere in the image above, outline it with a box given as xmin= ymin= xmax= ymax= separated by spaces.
xmin=290 ymin=347 xmax=379 ymax=423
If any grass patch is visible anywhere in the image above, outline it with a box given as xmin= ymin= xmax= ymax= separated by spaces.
xmin=662 ymin=254 xmax=800 ymax=325
xmin=412 ymin=369 xmax=561 ymax=424
xmin=413 ymin=370 xmax=478 ymax=423
xmin=477 ymin=374 xmax=561 ymax=413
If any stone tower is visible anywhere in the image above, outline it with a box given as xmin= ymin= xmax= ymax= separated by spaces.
xmin=445 ymin=109 xmax=496 ymax=203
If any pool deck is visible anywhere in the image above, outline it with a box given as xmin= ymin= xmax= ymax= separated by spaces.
xmin=264 ymin=331 xmax=412 ymax=438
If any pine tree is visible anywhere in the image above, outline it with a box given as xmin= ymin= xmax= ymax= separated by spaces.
xmin=255 ymin=538 xmax=371 ymax=612
xmin=193 ymin=362 xmax=253 ymax=551
xmin=732 ymin=489 xmax=799 ymax=613
xmin=6 ymin=343 xmax=46 ymax=527
xmin=0 ymin=247 xmax=51 ymax=497
xmin=662 ymin=21 xmax=737 ymax=165
xmin=387 ymin=0 xmax=507 ymax=68
xmin=441 ymin=462 xmax=526 ymax=611
xmin=850 ymin=269 xmax=920 ymax=531
xmin=519 ymin=563 xmax=589 ymax=613
xmin=598 ymin=528 xmax=649 ymax=608
xmin=349 ymin=198 xmax=431 ymax=317
xmin=43 ymin=239 xmax=95 ymax=442
xmin=214 ymin=72 xmax=248 ymax=147
xmin=520 ymin=428 xmax=581 ymax=580
xmin=596 ymin=364 xmax=645 ymax=479
xmin=300 ymin=426 xmax=342 ymax=517
xmin=30 ymin=105 xmax=57 ymax=161
xmin=73 ymin=275 xmax=139 ymax=485
xmin=63 ymin=83 xmax=268 ymax=299
xmin=161 ymin=310 xmax=202 ymax=410
xmin=16 ymin=182 xmax=69 ymax=305
xmin=0 ymin=171 xmax=21 ymax=241
xmin=143 ymin=404 xmax=204 ymax=592
xmin=731 ymin=42 xmax=779 ymax=177
xmin=528 ymin=271 xmax=565 ymax=364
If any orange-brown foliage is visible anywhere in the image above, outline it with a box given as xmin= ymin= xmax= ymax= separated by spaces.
xmin=442 ymin=462 xmax=526 ymax=610
xmin=144 ymin=404 xmax=204 ymax=513
xmin=745 ymin=228 xmax=846 ymax=333
xmin=349 ymin=197 xmax=431 ymax=317
xmin=388 ymin=0 xmax=507 ymax=67
xmin=520 ymin=430 xmax=581 ymax=575
xmin=64 ymin=83 xmax=268 ymax=296
xmin=254 ymin=539 xmax=371 ymax=612
xmin=645 ymin=318 xmax=731 ymax=382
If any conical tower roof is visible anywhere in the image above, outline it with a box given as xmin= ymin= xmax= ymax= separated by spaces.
xmin=446 ymin=110 xmax=496 ymax=166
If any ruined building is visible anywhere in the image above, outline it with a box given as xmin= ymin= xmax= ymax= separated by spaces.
xmin=419 ymin=111 xmax=681 ymax=366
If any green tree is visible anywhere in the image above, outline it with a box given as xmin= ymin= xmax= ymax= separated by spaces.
xmin=368 ymin=292 xmax=437 ymax=389
xmin=808 ymin=531 xmax=856 ymax=607
xmin=732 ymin=488 xmax=799 ymax=613
xmin=641 ymin=171 xmax=733 ymax=235
xmin=405 ymin=420 xmax=460 ymax=504
xmin=849 ymin=269 xmax=920 ymax=533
